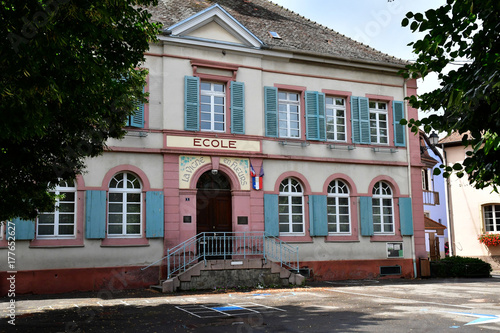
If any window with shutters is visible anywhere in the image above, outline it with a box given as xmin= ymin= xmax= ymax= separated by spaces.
xmin=327 ymin=180 xmax=350 ymax=234
xmin=369 ymin=101 xmax=388 ymax=144
xmin=108 ymin=172 xmax=142 ymax=237
xmin=372 ymin=181 xmax=394 ymax=234
xmin=278 ymin=91 xmax=301 ymax=138
xmin=37 ymin=180 xmax=77 ymax=238
xmin=279 ymin=178 xmax=305 ymax=235
xmin=185 ymin=76 xmax=245 ymax=134
xmin=326 ymin=97 xmax=346 ymax=142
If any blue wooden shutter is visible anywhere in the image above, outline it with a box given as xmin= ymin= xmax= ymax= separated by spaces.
xmin=130 ymin=86 xmax=145 ymax=128
xmin=264 ymin=86 xmax=278 ymax=137
xmin=184 ymin=76 xmax=200 ymax=131
xmin=318 ymin=93 xmax=326 ymax=141
xmin=12 ymin=218 xmax=35 ymax=240
xmin=359 ymin=196 xmax=374 ymax=236
xmin=393 ymin=100 xmax=406 ymax=147
xmin=309 ymin=195 xmax=328 ymax=236
xmin=264 ymin=194 xmax=279 ymax=236
xmin=351 ymin=96 xmax=370 ymax=144
xmin=231 ymin=81 xmax=245 ymax=134
xmin=305 ymin=91 xmax=326 ymax=141
xmin=146 ymin=191 xmax=164 ymax=238
xmin=85 ymin=190 xmax=106 ymax=239
xmin=399 ymin=197 xmax=414 ymax=236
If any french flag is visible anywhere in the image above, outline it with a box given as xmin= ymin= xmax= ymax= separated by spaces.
xmin=250 ymin=163 xmax=264 ymax=190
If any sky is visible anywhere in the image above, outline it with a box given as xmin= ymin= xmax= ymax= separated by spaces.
xmin=270 ymin=0 xmax=447 ymax=97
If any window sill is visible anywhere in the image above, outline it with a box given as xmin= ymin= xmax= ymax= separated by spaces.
xmin=278 ymin=235 xmax=313 ymax=243
xmin=101 ymin=237 xmax=149 ymax=247
xmin=325 ymin=234 xmax=359 ymax=242
xmin=370 ymin=235 xmax=403 ymax=242
xmin=30 ymin=238 xmax=84 ymax=248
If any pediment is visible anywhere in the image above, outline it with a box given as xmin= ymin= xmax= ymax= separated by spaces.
xmin=166 ymin=4 xmax=263 ymax=48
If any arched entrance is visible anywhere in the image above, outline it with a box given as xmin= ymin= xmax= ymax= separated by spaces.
xmin=196 ymin=170 xmax=232 ymax=234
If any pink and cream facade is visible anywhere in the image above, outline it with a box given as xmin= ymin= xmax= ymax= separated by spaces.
xmin=1 ymin=2 xmax=426 ymax=295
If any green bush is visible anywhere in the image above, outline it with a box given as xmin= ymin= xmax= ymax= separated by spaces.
xmin=430 ymin=256 xmax=492 ymax=278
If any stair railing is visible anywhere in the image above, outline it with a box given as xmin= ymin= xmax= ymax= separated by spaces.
xmin=141 ymin=232 xmax=300 ymax=279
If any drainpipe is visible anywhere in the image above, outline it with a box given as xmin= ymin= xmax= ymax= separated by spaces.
xmin=404 ymin=79 xmax=418 ymax=278
xmin=441 ymin=144 xmax=455 ymax=256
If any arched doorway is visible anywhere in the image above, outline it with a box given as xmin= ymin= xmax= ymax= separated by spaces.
xmin=196 ymin=170 xmax=232 ymax=234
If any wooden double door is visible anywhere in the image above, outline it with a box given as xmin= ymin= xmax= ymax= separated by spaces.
xmin=196 ymin=171 xmax=232 ymax=257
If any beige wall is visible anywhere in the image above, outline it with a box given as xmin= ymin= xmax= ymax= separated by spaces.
xmin=446 ymin=145 xmax=500 ymax=259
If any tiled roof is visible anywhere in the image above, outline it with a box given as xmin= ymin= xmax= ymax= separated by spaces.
xmin=439 ymin=131 xmax=471 ymax=145
xmin=149 ymin=0 xmax=409 ymax=66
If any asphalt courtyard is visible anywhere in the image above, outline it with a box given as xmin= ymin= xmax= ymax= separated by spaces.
xmin=2 ymin=276 xmax=500 ymax=332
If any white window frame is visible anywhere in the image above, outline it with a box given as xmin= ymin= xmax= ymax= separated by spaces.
xmin=372 ymin=181 xmax=395 ymax=234
xmin=278 ymin=91 xmax=301 ymax=138
xmin=200 ymin=81 xmax=226 ymax=132
xmin=108 ymin=172 xmax=143 ymax=238
xmin=325 ymin=97 xmax=347 ymax=142
xmin=369 ymin=101 xmax=388 ymax=145
xmin=483 ymin=204 xmax=500 ymax=232
xmin=279 ymin=178 xmax=305 ymax=236
xmin=327 ymin=180 xmax=351 ymax=234
xmin=37 ymin=181 xmax=77 ymax=239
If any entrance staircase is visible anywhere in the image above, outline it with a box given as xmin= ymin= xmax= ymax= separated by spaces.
xmin=142 ymin=232 xmax=305 ymax=292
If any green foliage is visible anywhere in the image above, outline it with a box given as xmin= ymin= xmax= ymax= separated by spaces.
xmin=430 ymin=256 xmax=492 ymax=278
xmin=0 ymin=0 xmax=160 ymax=220
xmin=402 ymin=0 xmax=500 ymax=189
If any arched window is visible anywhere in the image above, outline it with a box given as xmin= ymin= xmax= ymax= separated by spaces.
xmin=372 ymin=181 xmax=394 ymax=234
xmin=108 ymin=172 xmax=142 ymax=236
xmin=279 ymin=178 xmax=304 ymax=235
xmin=38 ymin=180 xmax=77 ymax=238
xmin=327 ymin=180 xmax=350 ymax=234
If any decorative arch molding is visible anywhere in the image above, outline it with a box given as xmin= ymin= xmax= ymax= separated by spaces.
xmin=189 ymin=163 xmax=242 ymax=191
xmin=323 ymin=173 xmax=358 ymax=196
xmin=367 ymin=175 xmax=401 ymax=198
xmin=273 ymin=171 xmax=312 ymax=195
xmin=101 ymin=164 xmax=152 ymax=191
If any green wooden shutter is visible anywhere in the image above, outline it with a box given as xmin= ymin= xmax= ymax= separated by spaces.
xmin=359 ymin=196 xmax=374 ymax=236
xmin=399 ymin=197 xmax=414 ymax=236
xmin=351 ymin=96 xmax=370 ymax=144
xmin=393 ymin=100 xmax=406 ymax=147
xmin=305 ymin=91 xmax=326 ymax=141
xmin=85 ymin=190 xmax=106 ymax=239
xmin=264 ymin=86 xmax=278 ymax=138
xmin=184 ymin=76 xmax=200 ymax=131
xmin=146 ymin=191 xmax=164 ymax=238
xmin=130 ymin=86 xmax=145 ymax=128
xmin=318 ymin=93 xmax=326 ymax=141
xmin=12 ymin=218 xmax=35 ymax=240
xmin=264 ymin=194 xmax=279 ymax=236
xmin=309 ymin=195 xmax=328 ymax=236
xmin=231 ymin=81 xmax=245 ymax=134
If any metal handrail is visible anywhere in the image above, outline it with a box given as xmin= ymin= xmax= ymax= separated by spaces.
xmin=141 ymin=232 xmax=300 ymax=279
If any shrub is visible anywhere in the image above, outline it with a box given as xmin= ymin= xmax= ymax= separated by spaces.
xmin=430 ymin=256 xmax=492 ymax=278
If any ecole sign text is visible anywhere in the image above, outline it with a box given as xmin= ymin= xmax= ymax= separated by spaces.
xmin=193 ymin=138 xmax=236 ymax=149
xmin=166 ymin=135 xmax=260 ymax=152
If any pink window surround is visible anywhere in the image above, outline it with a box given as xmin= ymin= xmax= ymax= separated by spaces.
xmin=274 ymin=84 xmax=307 ymax=140
xmin=367 ymin=175 xmax=404 ymax=242
xmin=126 ymin=71 xmax=150 ymax=131
xmin=365 ymin=94 xmax=396 ymax=147
xmin=322 ymin=89 xmax=353 ymax=145
xmin=29 ymin=175 xmax=86 ymax=248
xmin=321 ymin=174 xmax=360 ymax=242
xmin=272 ymin=171 xmax=313 ymax=243
xmin=99 ymin=165 xmax=159 ymax=247
xmin=193 ymin=73 xmax=234 ymax=136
